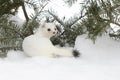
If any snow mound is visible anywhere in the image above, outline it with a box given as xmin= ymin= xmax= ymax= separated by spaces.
xmin=5 ymin=50 xmax=26 ymax=61
xmin=8 ymin=14 xmax=25 ymax=27
xmin=75 ymin=34 xmax=120 ymax=64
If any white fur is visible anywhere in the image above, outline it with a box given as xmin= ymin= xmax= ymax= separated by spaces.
xmin=22 ymin=22 xmax=73 ymax=57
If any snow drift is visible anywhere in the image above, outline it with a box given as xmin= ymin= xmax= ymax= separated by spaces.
xmin=0 ymin=34 xmax=120 ymax=80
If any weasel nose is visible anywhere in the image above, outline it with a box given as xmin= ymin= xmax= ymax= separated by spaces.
xmin=53 ymin=32 xmax=55 ymax=34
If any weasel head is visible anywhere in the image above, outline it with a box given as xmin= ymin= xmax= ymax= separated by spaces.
xmin=38 ymin=22 xmax=58 ymax=38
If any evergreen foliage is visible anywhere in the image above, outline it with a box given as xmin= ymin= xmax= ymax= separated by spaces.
xmin=81 ymin=0 xmax=120 ymax=41
xmin=0 ymin=16 xmax=22 ymax=57
xmin=0 ymin=15 xmax=40 ymax=57
xmin=48 ymin=10 xmax=85 ymax=46
xmin=49 ymin=0 xmax=120 ymax=45
xmin=0 ymin=0 xmax=22 ymax=16
xmin=0 ymin=0 xmax=48 ymax=57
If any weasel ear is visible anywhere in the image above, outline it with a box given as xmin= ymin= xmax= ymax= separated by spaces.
xmin=40 ymin=22 xmax=46 ymax=28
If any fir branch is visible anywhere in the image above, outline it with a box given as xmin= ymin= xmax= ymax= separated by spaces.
xmin=21 ymin=0 xmax=29 ymax=22
xmin=67 ymin=13 xmax=86 ymax=27
xmin=0 ymin=46 xmax=21 ymax=50
xmin=0 ymin=24 xmax=24 ymax=39
xmin=48 ymin=11 xmax=65 ymax=27
xmin=64 ymin=0 xmax=78 ymax=7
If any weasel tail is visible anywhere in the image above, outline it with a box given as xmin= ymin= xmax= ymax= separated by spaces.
xmin=53 ymin=47 xmax=80 ymax=57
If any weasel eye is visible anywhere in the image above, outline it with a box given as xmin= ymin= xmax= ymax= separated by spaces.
xmin=55 ymin=28 xmax=57 ymax=30
xmin=47 ymin=28 xmax=51 ymax=31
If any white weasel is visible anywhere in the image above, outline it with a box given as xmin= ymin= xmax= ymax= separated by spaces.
xmin=22 ymin=22 xmax=79 ymax=57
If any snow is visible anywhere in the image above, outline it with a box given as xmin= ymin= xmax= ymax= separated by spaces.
xmin=0 ymin=34 xmax=120 ymax=80
xmin=110 ymin=23 xmax=120 ymax=32
xmin=75 ymin=35 xmax=120 ymax=64
xmin=8 ymin=14 xmax=25 ymax=27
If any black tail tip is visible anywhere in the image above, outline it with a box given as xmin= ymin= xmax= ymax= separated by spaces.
xmin=72 ymin=50 xmax=80 ymax=58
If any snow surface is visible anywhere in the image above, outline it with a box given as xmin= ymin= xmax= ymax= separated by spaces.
xmin=0 ymin=35 xmax=120 ymax=80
